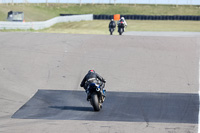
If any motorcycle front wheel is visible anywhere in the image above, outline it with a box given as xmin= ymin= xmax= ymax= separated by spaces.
xmin=91 ymin=93 xmax=101 ymax=111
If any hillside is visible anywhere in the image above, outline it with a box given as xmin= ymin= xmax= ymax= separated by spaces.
xmin=0 ymin=4 xmax=200 ymax=21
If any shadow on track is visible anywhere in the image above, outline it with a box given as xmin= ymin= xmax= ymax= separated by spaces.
xmin=49 ymin=106 xmax=93 ymax=112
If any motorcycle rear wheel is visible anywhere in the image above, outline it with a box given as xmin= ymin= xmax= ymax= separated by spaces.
xmin=110 ymin=29 xmax=113 ymax=35
xmin=119 ymin=28 xmax=123 ymax=35
xmin=91 ymin=93 xmax=101 ymax=111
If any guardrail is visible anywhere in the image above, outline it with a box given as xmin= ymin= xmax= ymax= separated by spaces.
xmin=0 ymin=14 xmax=93 ymax=30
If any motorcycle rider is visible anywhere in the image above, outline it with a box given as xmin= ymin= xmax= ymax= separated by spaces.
xmin=80 ymin=70 xmax=106 ymax=101
xmin=117 ymin=17 xmax=127 ymax=31
xmin=108 ymin=19 xmax=116 ymax=33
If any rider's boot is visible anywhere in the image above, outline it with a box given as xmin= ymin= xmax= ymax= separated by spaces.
xmin=101 ymin=89 xmax=106 ymax=102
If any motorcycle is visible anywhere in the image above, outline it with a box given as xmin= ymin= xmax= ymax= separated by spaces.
xmin=109 ymin=27 xmax=115 ymax=35
xmin=109 ymin=21 xmax=116 ymax=35
xmin=118 ymin=22 xmax=125 ymax=35
xmin=87 ymin=82 xmax=106 ymax=111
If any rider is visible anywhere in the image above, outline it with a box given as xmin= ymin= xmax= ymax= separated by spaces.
xmin=117 ymin=17 xmax=127 ymax=31
xmin=80 ymin=70 xmax=106 ymax=101
xmin=108 ymin=19 xmax=116 ymax=31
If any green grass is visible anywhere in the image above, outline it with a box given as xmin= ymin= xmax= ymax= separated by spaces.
xmin=36 ymin=20 xmax=200 ymax=34
xmin=1 ymin=20 xmax=199 ymax=34
xmin=0 ymin=4 xmax=200 ymax=21
xmin=0 ymin=4 xmax=200 ymax=34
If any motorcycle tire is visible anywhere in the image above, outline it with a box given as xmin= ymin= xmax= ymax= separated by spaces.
xmin=119 ymin=28 xmax=123 ymax=35
xmin=110 ymin=29 xmax=113 ymax=35
xmin=110 ymin=31 xmax=113 ymax=35
xmin=91 ymin=93 xmax=101 ymax=111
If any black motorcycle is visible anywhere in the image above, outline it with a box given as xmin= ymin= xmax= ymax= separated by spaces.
xmin=109 ymin=21 xmax=116 ymax=35
xmin=87 ymin=82 xmax=106 ymax=111
xmin=118 ymin=22 xmax=125 ymax=35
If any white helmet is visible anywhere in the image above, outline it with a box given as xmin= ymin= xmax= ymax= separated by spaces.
xmin=121 ymin=17 xmax=125 ymax=20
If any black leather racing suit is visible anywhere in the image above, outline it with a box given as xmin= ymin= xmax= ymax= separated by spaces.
xmin=80 ymin=71 xmax=106 ymax=91
xmin=109 ymin=21 xmax=116 ymax=29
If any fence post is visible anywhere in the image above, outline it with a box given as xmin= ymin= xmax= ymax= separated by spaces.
xmin=46 ymin=0 xmax=48 ymax=6
xmin=176 ymin=0 xmax=178 ymax=7
xmin=79 ymin=0 xmax=82 ymax=6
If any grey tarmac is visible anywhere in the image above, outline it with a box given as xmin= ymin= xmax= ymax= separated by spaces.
xmin=0 ymin=32 xmax=199 ymax=133
xmin=12 ymin=90 xmax=198 ymax=124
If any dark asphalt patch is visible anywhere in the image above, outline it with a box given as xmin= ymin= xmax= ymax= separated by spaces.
xmin=12 ymin=90 xmax=199 ymax=123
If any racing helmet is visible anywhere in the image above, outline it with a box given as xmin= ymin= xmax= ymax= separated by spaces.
xmin=88 ymin=70 xmax=95 ymax=73
xmin=121 ymin=17 xmax=125 ymax=20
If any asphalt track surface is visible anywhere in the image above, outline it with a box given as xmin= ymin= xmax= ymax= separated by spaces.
xmin=0 ymin=32 xmax=199 ymax=133
xmin=12 ymin=90 xmax=198 ymax=124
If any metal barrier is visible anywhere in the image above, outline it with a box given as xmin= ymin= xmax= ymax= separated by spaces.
xmin=0 ymin=14 xmax=93 ymax=30
xmin=93 ymin=14 xmax=200 ymax=21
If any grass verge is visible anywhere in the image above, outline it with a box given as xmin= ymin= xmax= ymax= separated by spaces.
xmin=1 ymin=20 xmax=200 ymax=34
xmin=36 ymin=20 xmax=200 ymax=35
